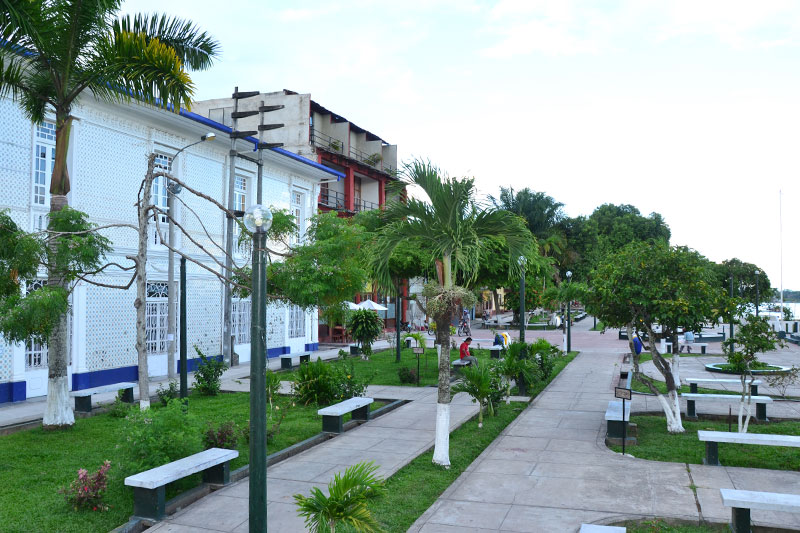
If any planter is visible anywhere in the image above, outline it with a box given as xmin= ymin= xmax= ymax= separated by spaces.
xmin=705 ymin=362 xmax=791 ymax=375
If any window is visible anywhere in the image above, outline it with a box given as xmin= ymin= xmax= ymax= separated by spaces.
xmin=145 ymin=282 xmax=170 ymax=354
xmin=33 ymin=122 xmax=56 ymax=207
xmin=291 ymin=190 xmax=305 ymax=244
xmin=234 ymin=176 xmax=247 ymax=213
xmin=151 ymin=154 xmax=172 ymax=245
xmin=232 ymin=298 xmax=251 ymax=344
xmin=288 ymin=305 xmax=305 ymax=338
xmin=208 ymin=107 xmax=233 ymax=126
xmin=25 ymin=280 xmax=47 ymax=369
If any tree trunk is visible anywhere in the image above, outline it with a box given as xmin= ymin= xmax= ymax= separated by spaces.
xmin=739 ymin=373 xmax=754 ymax=433
xmin=491 ymin=290 xmax=500 ymax=317
xmin=640 ymin=324 xmax=685 ymax=433
xmin=42 ymin=112 xmax=75 ymax=429
xmin=432 ymin=253 xmax=453 ymax=468
xmin=671 ymin=331 xmax=681 ymax=386
xmin=135 ymin=155 xmax=156 ymax=410
xmin=396 ymin=281 xmax=402 ymax=363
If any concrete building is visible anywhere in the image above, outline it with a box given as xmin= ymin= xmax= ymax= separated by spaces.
xmin=0 ymin=93 xmax=342 ymax=404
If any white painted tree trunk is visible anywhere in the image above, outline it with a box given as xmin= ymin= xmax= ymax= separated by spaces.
xmin=643 ymin=325 xmax=685 ymax=433
xmin=738 ymin=374 xmax=754 ymax=433
xmin=660 ymin=389 xmax=684 ymax=433
xmin=43 ymin=375 xmax=74 ymax=428
xmin=432 ymin=402 xmax=451 ymax=467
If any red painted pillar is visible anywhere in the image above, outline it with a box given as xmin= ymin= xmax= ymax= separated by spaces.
xmin=378 ymin=177 xmax=386 ymax=207
xmin=344 ymin=166 xmax=355 ymax=211
xmin=402 ymin=280 xmax=409 ymax=323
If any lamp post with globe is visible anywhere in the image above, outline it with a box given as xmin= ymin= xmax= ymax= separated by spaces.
xmin=518 ymin=256 xmax=527 ymax=343
xmin=755 ymin=269 xmax=760 ymax=317
xmin=566 ymin=270 xmax=573 ymax=353
xmin=244 ymin=204 xmax=272 ymax=533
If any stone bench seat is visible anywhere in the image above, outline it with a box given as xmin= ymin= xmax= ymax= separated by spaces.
xmin=488 ymin=346 xmax=503 ymax=359
xmin=124 ymin=447 xmax=238 ymax=520
xmin=699 ymin=430 xmax=800 ymax=466
xmin=70 ymin=382 xmax=136 ymax=412
xmin=280 ymin=351 xmax=311 ymax=370
xmin=318 ymin=397 xmax=373 ymax=433
xmin=664 ymin=341 xmax=709 ymax=354
xmin=605 ymin=400 xmax=634 ymax=444
xmin=580 ymin=525 xmax=626 ymax=532
xmin=686 ymin=377 xmax=761 ymax=395
xmin=452 ymin=358 xmax=472 ymax=367
xmin=721 ymin=488 xmax=800 ymax=532
xmin=683 ymin=393 xmax=772 ymax=421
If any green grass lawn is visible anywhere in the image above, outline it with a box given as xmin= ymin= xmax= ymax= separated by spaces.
xmin=623 ymin=518 xmax=725 ymax=532
xmin=0 ymin=393 xmax=323 ymax=533
xmin=609 ymin=415 xmax=800 ymax=470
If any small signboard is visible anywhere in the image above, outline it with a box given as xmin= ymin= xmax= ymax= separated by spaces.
xmin=615 ymin=387 xmax=632 ymax=401
xmin=412 ymin=347 xmax=424 ymax=354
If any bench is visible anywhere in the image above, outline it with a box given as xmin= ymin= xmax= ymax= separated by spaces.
xmin=124 ymin=447 xmax=238 ymax=520
xmin=686 ymin=378 xmax=762 ymax=396
xmin=318 ymin=397 xmax=373 ymax=433
xmin=664 ymin=342 xmax=709 ymax=354
xmin=698 ymin=430 xmax=800 ymax=466
xmin=70 ymin=382 xmax=136 ymax=413
xmin=488 ymin=346 xmax=503 ymax=359
xmin=683 ymin=393 xmax=772 ymax=422
xmin=580 ymin=525 xmax=626 ymax=532
xmin=721 ymin=488 xmax=800 ymax=533
xmin=280 ymin=351 xmax=312 ymax=370
xmin=604 ymin=399 xmax=632 ymax=444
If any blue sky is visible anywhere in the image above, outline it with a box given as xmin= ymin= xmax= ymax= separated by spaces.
xmin=122 ymin=0 xmax=800 ymax=292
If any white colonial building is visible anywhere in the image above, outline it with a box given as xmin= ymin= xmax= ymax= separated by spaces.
xmin=0 ymin=93 xmax=343 ymax=404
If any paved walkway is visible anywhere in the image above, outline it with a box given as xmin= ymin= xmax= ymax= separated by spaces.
xmin=409 ymin=331 xmax=800 ymax=532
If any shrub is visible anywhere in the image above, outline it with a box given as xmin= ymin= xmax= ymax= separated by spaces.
xmin=398 ymin=366 xmax=417 ymax=384
xmin=402 ymin=332 xmax=426 ymax=350
xmin=157 ymin=379 xmax=179 ymax=406
xmin=117 ymin=399 xmax=202 ymax=475
xmin=203 ymin=421 xmax=239 ymax=450
xmin=193 ymin=346 xmax=228 ymax=396
xmin=453 ymin=364 xmax=498 ymax=428
xmin=107 ymin=390 xmax=132 ymax=418
xmin=266 ymin=369 xmax=281 ymax=406
xmin=348 ymin=309 xmax=383 ymax=354
xmin=337 ymin=349 xmax=349 ymax=361
xmin=292 ymin=359 xmax=371 ymax=406
xmin=529 ymin=338 xmax=560 ymax=380
xmin=765 ymin=366 xmax=800 ymax=398
xmin=59 ymin=460 xmax=112 ymax=512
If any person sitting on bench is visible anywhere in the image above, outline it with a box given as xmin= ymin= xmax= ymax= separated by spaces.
xmin=460 ymin=337 xmax=478 ymax=366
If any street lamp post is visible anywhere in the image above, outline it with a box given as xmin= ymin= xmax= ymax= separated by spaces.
xmin=755 ymin=269 xmax=760 ymax=317
xmin=244 ymin=204 xmax=272 ymax=533
xmin=729 ymin=274 xmax=734 ymax=342
xmin=518 ymin=256 xmax=527 ymax=343
xmin=166 ymin=133 xmax=216 ymax=382
xmin=566 ymin=270 xmax=573 ymax=353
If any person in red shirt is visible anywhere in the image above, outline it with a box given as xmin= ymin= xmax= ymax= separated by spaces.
xmin=459 ymin=337 xmax=478 ymax=366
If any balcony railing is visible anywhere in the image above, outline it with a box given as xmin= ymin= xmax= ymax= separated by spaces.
xmin=310 ymin=128 xmax=345 ymax=154
xmin=354 ymin=198 xmax=379 ymax=212
xmin=319 ymin=188 xmax=346 ymax=210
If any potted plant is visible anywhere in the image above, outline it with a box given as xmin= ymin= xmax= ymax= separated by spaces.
xmin=348 ymin=309 xmax=383 ymax=357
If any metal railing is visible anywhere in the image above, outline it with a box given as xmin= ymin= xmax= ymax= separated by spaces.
xmin=310 ymin=128 xmax=345 ymax=154
xmin=354 ymin=198 xmax=379 ymax=212
xmin=319 ymin=188 xmax=347 ymax=210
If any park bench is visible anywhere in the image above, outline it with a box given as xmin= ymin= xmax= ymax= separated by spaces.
xmin=664 ymin=341 xmax=709 ymax=354
xmin=280 ymin=351 xmax=311 ymax=370
xmin=580 ymin=525 xmax=626 ymax=532
xmin=721 ymin=488 xmax=800 ymax=533
xmin=70 ymin=382 xmax=136 ymax=413
xmin=686 ymin=378 xmax=761 ymax=396
xmin=488 ymin=346 xmax=503 ymax=359
xmin=683 ymin=393 xmax=772 ymax=422
xmin=318 ymin=397 xmax=373 ymax=433
xmin=698 ymin=430 xmax=800 ymax=466
xmin=604 ymin=399 xmax=632 ymax=444
xmin=124 ymin=447 xmax=238 ymax=520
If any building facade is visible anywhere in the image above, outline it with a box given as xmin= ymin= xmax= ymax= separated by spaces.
xmin=0 ymin=93 xmax=341 ymax=403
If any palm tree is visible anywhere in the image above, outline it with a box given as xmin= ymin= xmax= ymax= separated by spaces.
xmin=373 ymin=158 xmax=534 ymax=467
xmin=1 ymin=1 xmax=219 ymax=427
xmin=452 ymin=364 xmax=495 ymax=428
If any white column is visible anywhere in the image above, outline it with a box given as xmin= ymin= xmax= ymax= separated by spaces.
xmin=71 ymin=284 xmax=88 ymax=374
xmin=11 ymin=342 xmax=26 ymax=384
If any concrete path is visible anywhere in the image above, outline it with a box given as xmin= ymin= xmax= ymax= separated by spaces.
xmin=145 ymin=385 xmax=481 ymax=532
xmin=409 ymin=331 xmax=800 ymax=532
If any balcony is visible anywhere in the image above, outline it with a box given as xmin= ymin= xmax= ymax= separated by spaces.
xmin=311 ymin=128 xmax=393 ymax=173
xmin=319 ymin=188 xmax=346 ymax=210
xmin=354 ymin=198 xmax=379 ymax=212
xmin=310 ymin=128 xmax=345 ymax=155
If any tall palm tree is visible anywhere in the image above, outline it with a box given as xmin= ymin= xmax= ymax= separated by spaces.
xmin=0 ymin=0 xmax=219 ymax=427
xmin=373 ymin=159 xmax=534 ymax=467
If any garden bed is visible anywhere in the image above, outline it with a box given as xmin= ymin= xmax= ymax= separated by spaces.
xmin=705 ymin=362 xmax=790 ymax=375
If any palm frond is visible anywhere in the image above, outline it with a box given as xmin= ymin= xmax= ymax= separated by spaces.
xmin=113 ymin=13 xmax=220 ymax=71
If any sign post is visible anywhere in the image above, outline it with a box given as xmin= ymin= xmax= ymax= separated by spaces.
xmin=413 ymin=347 xmax=424 ymax=386
xmin=615 ymin=386 xmax=632 ymax=456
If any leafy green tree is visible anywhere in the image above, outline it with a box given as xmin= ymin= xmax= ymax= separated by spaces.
xmin=453 ymin=363 xmax=497 ymax=428
xmin=490 ymin=187 xmax=565 ymax=240
xmin=347 ymin=309 xmax=383 ymax=356
xmin=294 ymin=461 xmax=385 ymax=533
xmin=1 ymin=0 xmax=219 ymax=427
xmin=372 ymin=158 xmax=534 ymax=467
xmin=715 ymin=258 xmax=776 ymax=313
xmin=586 ymin=241 xmax=724 ymax=433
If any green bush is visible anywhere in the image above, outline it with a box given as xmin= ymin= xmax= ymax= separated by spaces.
xmin=156 ymin=379 xmax=179 ymax=406
xmin=529 ymin=338 xmax=561 ymax=380
xmin=397 ymin=366 xmax=417 ymax=384
xmin=292 ymin=359 xmax=371 ymax=406
xmin=107 ymin=390 xmax=132 ymax=418
xmin=193 ymin=346 xmax=228 ymax=396
xmin=203 ymin=421 xmax=239 ymax=450
xmin=348 ymin=309 xmax=383 ymax=354
xmin=117 ymin=399 xmax=202 ymax=475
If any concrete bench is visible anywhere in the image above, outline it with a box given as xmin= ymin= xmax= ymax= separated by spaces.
xmin=683 ymin=393 xmax=772 ymax=421
xmin=280 ymin=351 xmax=312 ymax=370
xmin=665 ymin=342 xmax=709 ymax=354
xmin=452 ymin=358 xmax=472 ymax=367
xmin=318 ymin=397 xmax=373 ymax=433
xmin=70 ymin=382 xmax=136 ymax=413
xmin=580 ymin=525 xmax=626 ymax=532
xmin=488 ymin=346 xmax=503 ymax=359
xmin=686 ymin=378 xmax=761 ymax=396
xmin=124 ymin=447 xmax=238 ymax=520
xmin=605 ymin=400 xmax=633 ymax=444
xmin=698 ymin=430 xmax=800 ymax=466
xmin=721 ymin=488 xmax=800 ymax=533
